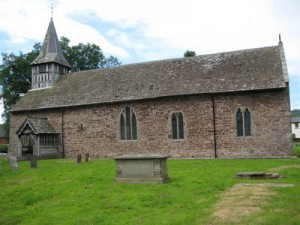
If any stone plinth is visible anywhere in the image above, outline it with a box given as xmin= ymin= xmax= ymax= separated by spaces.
xmin=115 ymin=154 xmax=170 ymax=184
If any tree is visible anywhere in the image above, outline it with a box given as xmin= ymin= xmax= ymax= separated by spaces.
xmin=102 ymin=56 xmax=122 ymax=68
xmin=59 ymin=37 xmax=121 ymax=71
xmin=0 ymin=38 xmax=122 ymax=137
xmin=0 ymin=50 xmax=39 ymax=135
xmin=184 ymin=50 xmax=196 ymax=57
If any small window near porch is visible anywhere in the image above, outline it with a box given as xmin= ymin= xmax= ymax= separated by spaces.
xmin=40 ymin=134 xmax=58 ymax=146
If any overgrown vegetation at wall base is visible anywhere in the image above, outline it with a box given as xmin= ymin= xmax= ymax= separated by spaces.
xmin=293 ymin=144 xmax=300 ymax=157
xmin=0 ymin=144 xmax=8 ymax=153
xmin=0 ymin=158 xmax=300 ymax=225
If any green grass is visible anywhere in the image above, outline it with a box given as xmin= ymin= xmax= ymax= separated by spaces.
xmin=0 ymin=158 xmax=300 ymax=225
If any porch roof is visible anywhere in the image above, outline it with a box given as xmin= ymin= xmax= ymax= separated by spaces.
xmin=16 ymin=117 xmax=57 ymax=135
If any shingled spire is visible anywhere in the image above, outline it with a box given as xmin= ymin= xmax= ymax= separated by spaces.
xmin=31 ymin=18 xmax=70 ymax=90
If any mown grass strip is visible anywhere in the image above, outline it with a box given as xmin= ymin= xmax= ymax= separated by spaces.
xmin=0 ymin=158 xmax=299 ymax=225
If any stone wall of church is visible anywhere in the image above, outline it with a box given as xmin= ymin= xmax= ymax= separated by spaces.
xmin=214 ymin=88 xmax=292 ymax=157
xmin=9 ymin=88 xmax=292 ymax=158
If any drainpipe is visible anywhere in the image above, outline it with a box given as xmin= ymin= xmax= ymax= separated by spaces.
xmin=211 ymin=95 xmax=217 ymax=158
xmin=61 ymin=110 xmax=65 ymax=158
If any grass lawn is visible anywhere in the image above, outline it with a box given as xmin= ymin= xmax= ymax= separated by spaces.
xmin=0 ymin=157 xmax=300 ymax=225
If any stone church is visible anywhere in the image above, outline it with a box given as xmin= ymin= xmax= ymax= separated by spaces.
xmin=9 ymin=18 xmax=292 ymax=160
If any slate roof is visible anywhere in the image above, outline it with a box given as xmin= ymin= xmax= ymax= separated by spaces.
xmin=16 ymin=117 xmax=57 ymax=135
xmin=291 ymin=117 xmax=300 ymax=123
xmin=31 ymin=18 xmax=70 ymax=68
xmin=12 ymin=44 xmax=287 ymax=112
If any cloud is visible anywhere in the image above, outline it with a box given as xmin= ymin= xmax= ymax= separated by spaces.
xmin=1 ymin=0 xmax=300 ymax=64
xmin=53 ymin=0 xmax=300 ymax=70
xmin=55 ymin=17 xmax=130 ymax=58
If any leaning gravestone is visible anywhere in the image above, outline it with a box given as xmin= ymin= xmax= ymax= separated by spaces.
xmin=30 ymin=155 xmax=37 ymax=168
xmin=8 ymin=155 xmax=19 ymax=171
xmin=77 ymin=154 xmax=82 ymax=164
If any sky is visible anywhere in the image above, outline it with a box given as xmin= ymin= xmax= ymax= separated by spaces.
xmin=0 ymin=0 xmax=299 ymax=122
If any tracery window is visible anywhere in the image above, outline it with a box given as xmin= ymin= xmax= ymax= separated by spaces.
xmin=171 ymin=112 xmax=184 ymax=139
xmin=236 ymin=108 xmax=251 ymax=137
xmin=120 ymin=106 xmax=137 ymax=140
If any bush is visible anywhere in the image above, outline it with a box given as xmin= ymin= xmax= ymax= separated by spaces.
xmin=293 ymin=144 xmax=300 ymax=158
xmin=293 ymin=138 xmax=300 ymax=142
xmin=0 ymin=144 xmax=8 ymax=153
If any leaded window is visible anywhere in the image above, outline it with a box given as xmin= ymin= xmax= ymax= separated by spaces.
xmin=40 ymin=134 xmax=58 ymax=146
xmin=120 ymin=106 xmax=137 ymax=140
xmin=236 ymin=108 xmax=251 ymax=137
xmin=171 ymin=112 xmax=184 ymax=139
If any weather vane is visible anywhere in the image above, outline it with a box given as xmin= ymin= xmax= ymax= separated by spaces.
xmin=278 ymin=33 xmax=283 ymax=44
xmin=51 ymin=1 xmax=54 ymax=18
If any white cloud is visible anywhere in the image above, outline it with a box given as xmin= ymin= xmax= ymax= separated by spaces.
xmin=55 ymin=17 xmax=130 ymax=58
xmin=1 ymin=0 xmax=300 ymax=64
xmin=0 ymin=0 xmax=50 ymax=41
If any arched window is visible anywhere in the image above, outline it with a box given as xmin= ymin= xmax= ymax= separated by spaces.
xmin=236 ymin=108 xmax=243 ymax=136
xmin=171 ymin=112 xmax=184 ymax=139
xmin=244 ymin=108 xmax=251 ymax=136
xmin=120 ymin=106 xmax=137 ymax=140
xmin=236 ymin=108 xmax=251 ymax=137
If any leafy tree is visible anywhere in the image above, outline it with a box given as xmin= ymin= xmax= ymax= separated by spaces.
xmin=0 ymin=37 xmax=122 ymax=137
xmin=0 ymin=50 xmax=39 ymax=136
xmin=184 ymin=50 xmax=196 ymax=57
xmin=60 ymin=37 xmax=121 ymax=71
xmin=291 ymin=109 xmax=300 ymax=117
xmin=102 ymin=56 xmax=122 ymax=68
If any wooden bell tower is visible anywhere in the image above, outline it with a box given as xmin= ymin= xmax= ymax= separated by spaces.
xmin=30 ymin=18 xmax=70 ymax=89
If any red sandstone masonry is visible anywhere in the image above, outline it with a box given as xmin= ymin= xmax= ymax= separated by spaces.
xmin=9 ymin=89 xmax=292 ymax=159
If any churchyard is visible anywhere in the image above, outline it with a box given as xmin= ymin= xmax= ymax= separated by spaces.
xmin=0 ymin=157 xmax=300 ymax=225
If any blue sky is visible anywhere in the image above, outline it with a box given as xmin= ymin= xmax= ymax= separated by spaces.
xmin=0 ymin=0 xmax=299 ymax=121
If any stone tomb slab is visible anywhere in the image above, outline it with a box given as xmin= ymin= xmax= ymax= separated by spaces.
xmin=114 ymin=154 xmax=170 ymax=184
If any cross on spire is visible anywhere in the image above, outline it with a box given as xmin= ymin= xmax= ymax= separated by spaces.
xmin=279 ymin=33 xmax=282 ymax=44
xmin=51 ymin=2 xmax=54 ymax=18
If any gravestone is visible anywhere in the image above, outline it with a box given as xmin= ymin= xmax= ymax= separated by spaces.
xmin=115 ymin=154 xmax=170 ymax=184
xmin=8 ymin=155 xmax=18 ymax=171
xmin=30 ymin=155 xmax=37 ymax=168
xmin=77 ymin=154 xmax=82 ymax=164
xmin=85 ymin=153 xmax=90 ymax=163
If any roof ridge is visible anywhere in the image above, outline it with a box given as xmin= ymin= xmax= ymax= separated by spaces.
xmin=70 ymin=45 xmax=279 ymax=75
xmin=11 ymin=44 xmax=286 ymax=112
